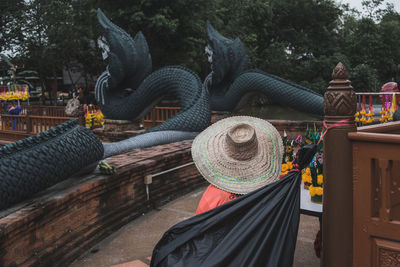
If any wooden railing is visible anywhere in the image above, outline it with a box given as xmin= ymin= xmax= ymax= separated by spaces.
xmin=0 ymin=114 xmax=75 ymax=134
xmin=0 ymin=105 xmax=84 ymax=144
xmin=349 ymin=122 xmax=400 ymax=267
xmin=0 ymin=115 xmax=27 ymax=133
xmin=21 ymin=105 xmax=67 ymax=117
xmin=141 ymin=106 xmax=218 ymax=129
xmin=0 ymin=105 xmax=204 ymax=143
xmin=142 ymin=106 xmax=181 ymax=128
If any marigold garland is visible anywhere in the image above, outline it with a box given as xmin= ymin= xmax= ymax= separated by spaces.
xmin=301 ymin=168 xmax=312 ymax=184
xmin=309 ymin=185 xmax=323 ymax=197
xmin=85 ymin=108 xmax=105 ymax=129
xmin=0 ymin=85 xmax=30 ymax=101
xmin=286 ymin=161 xmax=293 ymax=170
xmin=317 ymin=174 xmax=323 ymax=185
xmin=281 ymin=161 xmax=295 ymax=176
xmin=281 ymin=163 xmax=288 ymax=173
xmin=379 ymin=93 xmax=397 ymax=123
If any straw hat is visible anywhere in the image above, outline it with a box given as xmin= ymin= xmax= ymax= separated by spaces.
xmin=191 ymin=116 xmax=284 ymax=194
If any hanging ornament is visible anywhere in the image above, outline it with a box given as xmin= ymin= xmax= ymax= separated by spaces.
xmin=390 ymin=92 xmax=397 ymax=113
xmin=379 ymin=102 xmax=386 ymax=123
xmin=365 ymin=94 xmax=375 ymax=124
xmin=388 ymin=92 xmax=396 ymax=121
xmin=360 ymin=94 xmax=367 ymax=124
xmin=355 ymin=94 xmax=361 ymax=124
xmin=384 ymin=94 xmax=391 ymax=122
xmin=0 ymin=84 xmax=30 ymax=102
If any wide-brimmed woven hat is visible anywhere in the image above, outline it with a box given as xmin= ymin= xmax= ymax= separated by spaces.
xmin=192 ymin=116 xmax=284 ymax=194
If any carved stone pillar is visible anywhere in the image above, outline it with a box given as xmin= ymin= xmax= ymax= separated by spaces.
xmin=322 ymin=62 xmax=357 ymax=267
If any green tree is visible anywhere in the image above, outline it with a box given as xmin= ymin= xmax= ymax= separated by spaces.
xmin=5 ymin=0 xmax=103 ymax=103
xmin=337 ymin=1 xmax=400 ymax=91
xmin=0 ymin=0 xmax=25 ymax=55
xmin=210 ymin=0 xmax=343 ymax=93
xmin=97 ymin=0 xmax=218 ymax=76
xmin=1 ymin=0 xmax=400 ymax=99
xmin=373 ymin=9 xmax=400 ymax=84
xmin=351 ymin=64 xmax=379 ymax=91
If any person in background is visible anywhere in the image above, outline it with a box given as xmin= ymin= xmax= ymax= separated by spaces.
xmin=77 ymin=86 xmax=85 ymax=103
xmin=192 ymin=116 xmax=284 ymax=215
xmin=8 ymin=104 xmax=22 ymax=130
xmin=8 ymin=104 xmax=22 ymax=115
xmin=77 ymin=86 xmax=97 ymax=106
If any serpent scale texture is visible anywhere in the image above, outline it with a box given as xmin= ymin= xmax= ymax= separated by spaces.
xmin=0 ymin=120 xmax=103 ymax=210
xmin=210 ymin=70 xmax=324 ymax=117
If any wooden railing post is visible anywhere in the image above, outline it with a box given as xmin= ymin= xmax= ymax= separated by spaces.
xmin=77 ymin=105 xmax=85 ymax=126
xmin=26 ymin=108 xmax=32 ymax=134
xmin=151 ymin=109 xmax=156 ymax=127
xmin=322 ymin=62 xmax=357 ymax=266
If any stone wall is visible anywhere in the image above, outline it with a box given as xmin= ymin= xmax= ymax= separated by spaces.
xmin=0 ymin=141 xmax=205 ymax=266
xmin=93 ymin=119 xmax=145 ymax=142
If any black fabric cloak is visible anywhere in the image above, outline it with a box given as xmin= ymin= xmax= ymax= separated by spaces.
xmin=150 ymin=144 xmax=317 ymax=267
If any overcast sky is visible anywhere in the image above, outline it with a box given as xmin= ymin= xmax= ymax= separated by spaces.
xmin=339 ymin=0 xmax=400 ymax=12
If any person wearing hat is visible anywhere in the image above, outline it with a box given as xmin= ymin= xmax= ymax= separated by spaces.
xmin=192 ymin=116 xmax=284 ymax=215
xmin=151 ymin=117 xmax=315 ymax=266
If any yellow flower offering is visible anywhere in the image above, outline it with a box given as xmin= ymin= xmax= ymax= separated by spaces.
xmin=317 ymin=174 xmax=323 ymax=185
xmin=302 ymin=173 xmax=311 ymax=184
xmin=286 ymin=161 xmax=293 ymax=170
xmin=281 ymin=163 xmax=288 ymax=173
xmin=309 ymin=185 xmax=323 ymax=197
xmin=316 ymin=186 xmax=323 ymax=195
xmin=309 ymin=185 xmax=315 ymax=197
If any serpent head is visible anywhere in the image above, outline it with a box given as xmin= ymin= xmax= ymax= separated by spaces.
xmin=97 ymin=9 xmax=152 ymax=92
xmin=206 ymin=21 xmax=248 ymax=91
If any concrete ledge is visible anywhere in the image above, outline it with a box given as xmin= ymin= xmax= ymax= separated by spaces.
xmin=0 ymin=139 xmax=13 ymax=145
xmin=0 ymin=141 xmax=205 ymax=266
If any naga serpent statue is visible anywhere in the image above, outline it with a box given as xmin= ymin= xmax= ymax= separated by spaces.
xmin=0 ymin=12 xmax=326 ymax=211
xmin=95 ymin=9 xmax=211 ymax=159
xmin=0 ymin=9 xmax=211 ymax=210
xmin=204 ymin=21 xmax=324 ymax=117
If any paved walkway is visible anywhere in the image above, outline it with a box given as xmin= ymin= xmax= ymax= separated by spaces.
xmin=70 ymin=186 xmax=321 ymax=267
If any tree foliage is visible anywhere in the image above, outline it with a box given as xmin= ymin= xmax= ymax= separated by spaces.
xmin=1 ymin=0 xmax=400 ymax=95
xmin=0 ymin=0 xmax=25 ymax=55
